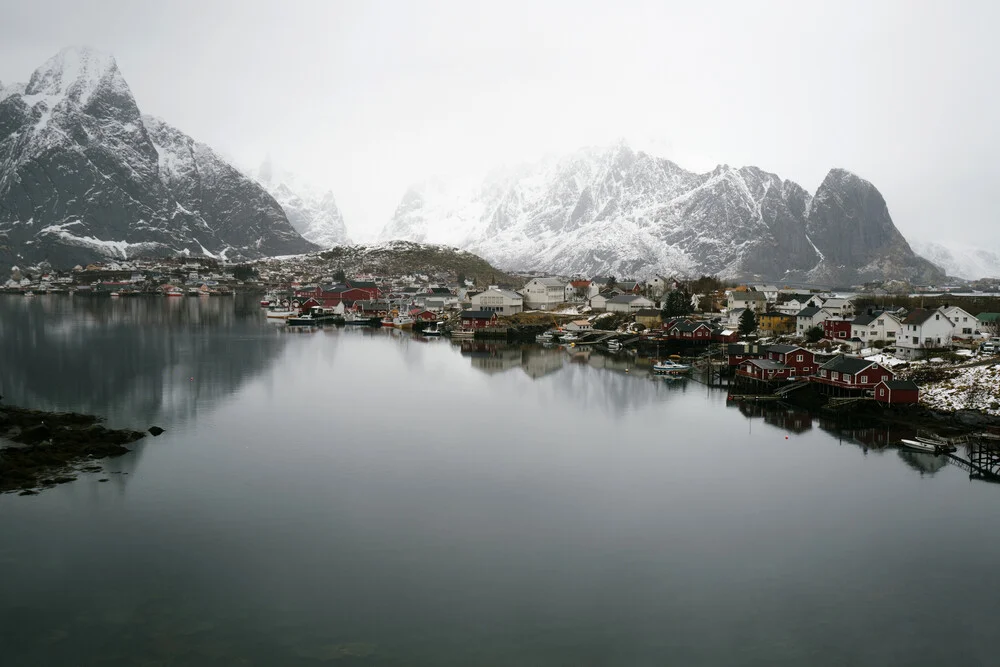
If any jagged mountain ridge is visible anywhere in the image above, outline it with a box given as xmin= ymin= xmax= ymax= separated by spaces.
xmin=380 ymin=143 xmax=941 ymax=283
xmin=0 ymin=47 xmax=316 ymax=267
xmin=245 ymin=158 xmax=350 ymax=248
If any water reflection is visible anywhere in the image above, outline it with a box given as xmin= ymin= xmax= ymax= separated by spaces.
xmin=0 ymin=294 xmax=287 ymax=428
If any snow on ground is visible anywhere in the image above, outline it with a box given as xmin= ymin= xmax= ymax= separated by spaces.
xmin=863 ymin=353 xmax=908 ymax=367
xmin=916 ymin=363 xmax=1000 ymax=416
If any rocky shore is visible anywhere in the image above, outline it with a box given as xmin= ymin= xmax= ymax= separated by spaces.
xmin=0 ymin=406 xmax=149 ymax=495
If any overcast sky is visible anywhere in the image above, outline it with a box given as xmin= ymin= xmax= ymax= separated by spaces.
xmin=1 ymin=0 xmax=998 ymax=247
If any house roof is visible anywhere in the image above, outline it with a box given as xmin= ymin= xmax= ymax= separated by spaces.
xmin=476 ymin=288 xmax=522 ymax=300
xmin=761 ymin=312 xmax=795 ymax=320
xmin=570 ymin=319 xmax=591 ymax=326
xmin=819 ymin=355 xmax=879 ymax=374
xmin=569 ymin=280 xmax=591 ymax=288
xmin=609 ymin=294 xmax=646 ymax=303
xmin=797 ymin=306 xmax=822 ymax=318
xmin=732 ymin=291 xmax=766 ymax=301
xmin=767 ymin=344 xmax=805 ymax=354
xmin=976 ymin=312 xmax=1000 ymax=323
xmin=880 ymin=379 xmax=918 ymax=391
xmin=461 ymin=310 xmax=496 ymax=319
xmin=347 ymin=280 xmax=378 ymax=289
xmin=728 ymin=343 xmax=766 ymax=355
xmin=527 ymin=277 xmax=566 ymax=287
xmin=852 ymin=312 xmax=882 ymax=326
xmin=672 ymin=321 xmax=711 ymax=332
xmin=744 ymin=359 xmax=787 ymax=370
xmin=901 ymin=308 xmax=941 ymax=325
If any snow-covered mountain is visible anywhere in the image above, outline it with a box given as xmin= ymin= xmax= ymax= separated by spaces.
xmin=245 ymin=158 xmax=350 ymax=247
xmin=0 ymin=47 xmax=316 ymax=267
xmin=380 ymin=142 xmax=941 ymax=284
xmin=911 ymin=241 xmax=1000 ymax=280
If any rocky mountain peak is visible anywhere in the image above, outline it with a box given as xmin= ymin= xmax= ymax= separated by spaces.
xmin=24 ymin=47 xmax=123 ymax=108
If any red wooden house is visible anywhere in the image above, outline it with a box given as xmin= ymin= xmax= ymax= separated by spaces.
xmin=460 ymin=310 xmax=499 ymax=329
xmin=873 ymin=379 xmax=919 ymax=404
xmin=763 ymin=344 xmax=818 ymax=378
xmin=408 ymin=308 xmax=438 ymax=321
xmin=727 ymin=342 xmax=768 ymax=367
xmin=812 ymin=355 xmax=894 ymax=393
xmin=666 ymin=320 xmax=715 ymax=341
xmin=736 ymin=359 xmax=796 ymax=382
xmin=822 ymin=318 xmax=852 ymax=341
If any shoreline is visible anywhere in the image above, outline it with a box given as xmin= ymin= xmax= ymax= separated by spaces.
xmin=0 ymin=406 xmax=148 ymax=495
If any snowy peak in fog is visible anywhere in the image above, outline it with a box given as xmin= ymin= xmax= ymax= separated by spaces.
xmin=0 ymin=47 xmax=316 ymax=266
xmin=380 ymin=143 xmax=941 ymax=283
xmin=247 ymin=157 xmax=350 ymax=247
xmin=911 ymin=240 xmax=1000 ymax=280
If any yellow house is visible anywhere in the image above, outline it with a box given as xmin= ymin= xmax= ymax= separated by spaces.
xmin=635 ymin=308 xmax=663 ymax=329
xmin=758 ymin=312 xmax=796 ymax=335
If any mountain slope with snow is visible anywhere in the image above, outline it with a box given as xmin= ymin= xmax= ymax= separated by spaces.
xmin=0 ymin=47 xmax=315 ymax=267
xmin=380 ymin=142 xmax=941 ymax=283
xmin=246 ymin=158 xmax=350 ymax=247
xmin=911 ymin=240 xmax=1000 ymax=280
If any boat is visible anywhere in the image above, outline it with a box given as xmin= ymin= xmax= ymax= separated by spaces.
xmin=187 ymin=288 xmax=200 ymax=296
xmin=345 ymin=312 xmax=377 ymax=326
xmin=23 ymin=291 xmax=34 ymax=297
xmin=165 ymin=288 xmax=184 ymax=297
xmin=260 ymin=294 xmax=276 ymax=307
xmin=287 ymin=306 xmax=340 ymax=326
xmin=560 ymin=332 xmax=580 ymax=343
xmin=899 ymin=438 xmax=943 ymax=454
xmin=265 ymin=309 xmax=298 ymax=320
xmin=109 ymin=292 xmax=120 ymax=298
xmin=536 ymin=331 xmax=556 ymax=343
xmin=392 ymin=315 xmax=415 ymax=329
xmin=423 ymin=322 xmax=443 ymax=336
xmin=914 ymin=435 xmax=957 ymax=453
xmin=607 ymin=339 xmax=622 ymax=351
xmin=380 ymin=317 xmax=395 ymax=327
xmin=652 ymin=359 xmax=691 ymax=375
xmin=451 ymin=329 xmax=475 ymax=339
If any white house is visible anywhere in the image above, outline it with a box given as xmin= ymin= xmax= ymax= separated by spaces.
xmin=850 ymin=310 xmax=903 ymax=344
xmin=728 ymin=290 xmax=767 ymax=313
xmin=727 ymin=307 xmax=749 ymax=328
xmin=606 ymin=294 xmax=655 ymax=313
xmin=750 ymin=284 xmax=780 ymax=303
xmin=896 ymin=308 xmax=954 ymax=359
xmin=777 ymin=294 xmax=826 ymax=315
xmin=589 ymin=289 xmax=621 ymax=312
xmin=470 ymin=287 xmax=524 ymax=316
xmin=939 ymin=305 xmax=979 ymax=339
xmin=564 ymin=319 xmax=593 ymax=332
xmin=796 ymin=306 xmax=834 ymax=336
xmin=646 ymin=275 xmax=674 ymax=298
xmin=818 ymin=297 xmax=855 ymax=319
xmin=522 ymin=277 xmax=568 ymax=310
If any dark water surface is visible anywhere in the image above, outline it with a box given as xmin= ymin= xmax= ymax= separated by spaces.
xmin=2 ymin=295 xmax=999 ymax=666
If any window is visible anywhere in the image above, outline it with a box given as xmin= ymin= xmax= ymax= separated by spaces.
xmin=844 ymin=374 xmax=852 ymax=383
xmin=888 ymin=332 xmax=895 ymax=338
xmin=860 ymin=375 xmax=868 ymax=383
xmin=797 ymin=354 xmax=803 ymax=362
xmin=879 ymin=388 xmax=886 ymax=397
xmin=839 ymin=331 xmax=846 ymax=338
xmin=820 ymin=370 xmax=827 ymax=377
xmin=832 ymin=372 xmax=839 ymax=380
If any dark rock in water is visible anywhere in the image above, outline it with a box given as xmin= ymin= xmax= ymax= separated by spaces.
xmin=148 ymin=426 xmax=165 ymax=436
xmin=18 ymin=489 xmax=39 ymax=496
xmin=18 ymin=424 xmax=51 ymax=444
xmin=98 ymin=479 xmax=109 ymax=483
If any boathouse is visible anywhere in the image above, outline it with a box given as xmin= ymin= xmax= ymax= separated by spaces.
xmin=727 ymin=342 xmax=768 ymax=367
xmin=873 ymin=379 xmax=920 ymax=405
xmin=812 ymin=355 xmax=894 ymax=394
xmin=736 ymin=359 xmax=794 ymax=383
xmin=764 ymin=344 xmax=818 ymax=378
xmin=460 ymin=310 xmax=499 ymax=329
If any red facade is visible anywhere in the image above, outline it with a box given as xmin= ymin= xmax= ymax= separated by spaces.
xmin=736 ymin=360 xmax=794 ymax=382
xmin=764 ymin=347 xmax=817 ymax=377
xmin=461 ymin=313 xmax=498 ymax=329
xmin=873 ymin=381 xmax=919 ymax=404
xmin=813 ymin=362 xmax=894 ymax=391
xmin=823 ymin=319 xmax=852 ymax=340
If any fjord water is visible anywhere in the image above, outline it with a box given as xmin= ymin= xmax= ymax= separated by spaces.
xmin=2 ymin=296 xmax=999 ymax=666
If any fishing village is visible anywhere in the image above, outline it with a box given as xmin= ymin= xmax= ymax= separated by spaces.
xmin=4 ymin=252 xmax=1000 ymax=494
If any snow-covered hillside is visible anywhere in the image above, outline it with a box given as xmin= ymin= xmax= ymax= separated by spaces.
xmin=246 ymin=158 xmax=350 ymax=248
xmin=380 ymin=142 xmax=940 ymax=283
xmin=911 ymin=241 xmax=1000 ymax=280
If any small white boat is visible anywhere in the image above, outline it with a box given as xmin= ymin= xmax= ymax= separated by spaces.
xmin=652 ymin=359 xmax=691 ymax=375
xmin=560 ymin=332 xmax=580 ymax=343
xmin=914 ymin=436 xmax=957 ymax=452
xmin=392 ymin=315 xmax=415 ymax=329
xmin=607 ymin=340 xmax=622 ymax=351
xmin=423 ymin=322 xmax=443 ymax=335
xmin=260 ymin=294 xmax=276 ymax=307
xmin=536 ymin=331 xmax=556 ymax=343
xmin=265 ymin=309 xmax=298 ymax=319
xmin=23 ymin=291 xmax=34 ymax=297
xmin=899 ymin=438 xmax=941 ymax=454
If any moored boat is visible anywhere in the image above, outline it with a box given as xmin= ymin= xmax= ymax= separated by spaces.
xmin=392 ymin=315 xmax=415 ymax=329
xmin=165 ymin=288 xmax=184 ymax=297
xmin=260 ymin=294 xmax=276 ymax=307
xmin=536 ymin=330 xmax=556 ymax=343
xmin=287 ymin=306 xmax=340 ymax=326
xmin=899 ymin=438 xmax=942 ymax=454
xmin=652 ymin=359 xmax=691 ymax=374
xmin=451 ymin=329 xmax=475 ymax=339
xmin=607 ymin=339 xmax=622 ymax=351
xmin=265 ymin=309 xmax=298 ymax=319
xmin=423 ymin=322 xmax=442 ymax=335
xmin=109 ymin=292 xmax=120 ymax=298
xmin=914 ymin=435 xmax=957 ymax=453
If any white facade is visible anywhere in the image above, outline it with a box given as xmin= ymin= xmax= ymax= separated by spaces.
xmin=777 ymin=295 xmax=825 ymax=315
xmin=564 ymin=319 xmax=593 ymax=332
xmin=940 ymin=306 xmax=978 ymax=339
xmin=646 ymin=276 xmax=673 ymax=298
xmin=896 ymin=311 xmax=955 ymax=358
xmin=522 ymin=277 xmax=568 ymax=310
xmin=850 ymin=312 xmax=903 ymax=344
xmin=818 ymin=298 xmax=855 ymax=318
xmin=471 ymin=288 xmax=524 ymax=316
xmin=607 ymin=295 xmax=655 ymax=313
xmin=796 ymin=308 xmax=834 ymax=335
xmin=727 ymin=291 xmax=767 ymax=313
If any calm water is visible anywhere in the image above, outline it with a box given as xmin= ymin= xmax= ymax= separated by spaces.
xmin=2 ymin=295 xmax=1000 ymax=666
